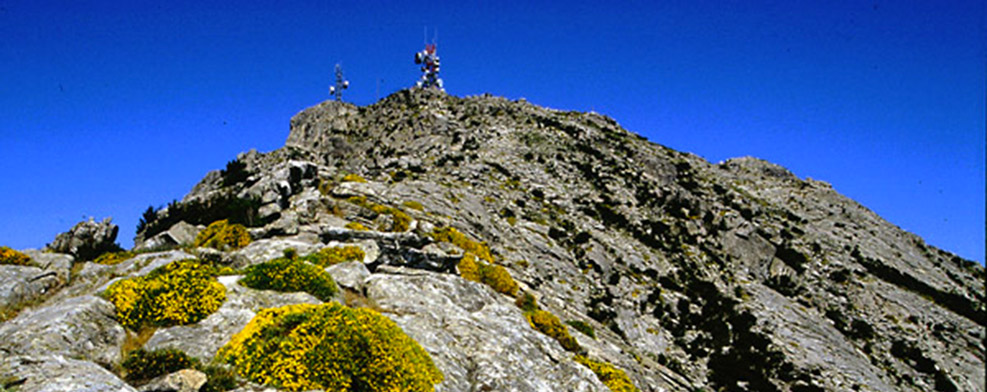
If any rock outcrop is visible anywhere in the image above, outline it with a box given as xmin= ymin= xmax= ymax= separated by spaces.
xmin=2 ymin=88 xmax=982 ymax=392
xmin=46 ymin=217 xmax=120 ymax=261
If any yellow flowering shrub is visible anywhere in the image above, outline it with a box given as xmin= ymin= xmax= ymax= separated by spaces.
xmin=301 ymin=245 xmax=365 ymax=267
xmin=437 ymin=227 xmax=518 ymax=296
xmin=0 ymin=246 xmax=33 ymax=266
xmin=525 ymin=310 xmax=581 ymax=352
xmin=341 ymin=173 xmax=367 ymax=183
xmin=346 ymin=197 xmax=411 ymax=232
xmin=573 ymin=355 xmax=638 ymax=392
xmin=431 ymin=227 xmax=493 ymax=263
xmin=478 ymin=263 xmax=519 ymax=296
xmin=94 ymin=250 xmax=135 ymax=265
xmin=402 ymin=200 xmax=424 ymax=211
xmin=193 ymin=220 xmax=251 ymax=251
xmin=218 ymin=303 xmax=443 ymax=392
xmin=457 ymin=253 xmax=481 ymax=282
xmin=104 ymin=259 xmax=226 ymax=330
xmin=345 ymin=221 xmax=369 ymax=231
xmin=239 ymin=257 xmax=337 ymax=301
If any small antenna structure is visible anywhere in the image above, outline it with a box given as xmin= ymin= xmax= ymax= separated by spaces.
xmin=414 ymin=28 xmax=444 ymax=91
xmin=329 ymin=63 xmax=349 ymax=101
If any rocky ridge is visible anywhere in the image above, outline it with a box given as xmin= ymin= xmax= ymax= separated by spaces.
xmin=1 ymin=88 xmax=983 ymax=392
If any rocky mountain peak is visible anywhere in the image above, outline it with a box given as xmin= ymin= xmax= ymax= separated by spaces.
xmin=2 ymin=89 xmax=983 ymax=392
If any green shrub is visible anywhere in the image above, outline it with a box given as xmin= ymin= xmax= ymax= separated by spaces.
xmin=194 ymin=220 xmax=251 ymax=251
xmin=221 ymin=158 xmax=250 ymax=187
xmin=122 ymin=348 xmax=200 ymax=384
xmin=94 ymin=250 xmax=135 ymax=265
xmin=138 ymin=194 xmax=266 ymax=240
xmin=104 ymin=259 xmax=226 ymax=330
xmin=301 ymin=245 xmax=365 ymax=267
xmin=0 ymin=246 xmax=33 ymax=266
xmin=566 ymin=320 xmax=596 ymax=339
xmin=526 ymin=310 xmax=581 ymax=353
xmin=200 ymin=364 xmax=238 ymax=392
xmin=573 ymin=355 xmax=638 ymax=392
xmin=239 ymin=258 xmax=337 ymax=301
xmin=515 ymin=292 xmax=538 ymax=312
xmin=218 ymin=303 xmax=443 ymax=392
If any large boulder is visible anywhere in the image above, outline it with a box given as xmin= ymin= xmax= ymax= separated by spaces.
xmin=46 ymin=217 xmax=120 ymax=261
xmin=135 ymin=221 xmax=201 ymax=252
xmin=0 ymin=354 xmax=136 ymax=392
xmin=364 ymin=266 xmax=605 ymax=392
xmin=0 ymin=295 xmax=125 ymax=366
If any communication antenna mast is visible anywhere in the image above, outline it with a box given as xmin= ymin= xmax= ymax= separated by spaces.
xmin=413 ymin=28 xmax=444 ymax=91
xmin=329 ymin=63 xmax=349 ymax=101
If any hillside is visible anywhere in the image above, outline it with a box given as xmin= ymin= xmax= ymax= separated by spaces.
xmin=2 ymin=88 xmax=983 ymax=392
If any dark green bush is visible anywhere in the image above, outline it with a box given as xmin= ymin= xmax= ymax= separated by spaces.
xmin=239 ymin=258 xmax=337 ymax=301
xmin=566 ymin=320 xmax=597 ymax=339
xmin=122 ymin=348 xmax=200 ymax=384
xmin=221 ymin=158 xmax=250 ymax=187
xmin=138 ymin=193 xmax=267 ymax=240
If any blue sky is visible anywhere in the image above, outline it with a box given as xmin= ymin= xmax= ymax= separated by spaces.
xmin=1 ymin=1 xmax=983 ymax=264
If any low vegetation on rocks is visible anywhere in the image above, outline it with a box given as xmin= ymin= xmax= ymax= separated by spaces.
xmin=239 ymin=256 xmax=337 ymax=301
xmin=218 ymin=303 xmax=443 ymax=392
xmin=121 ymin=347 xmax=199 ymax=384
xmin=93 ymin=250 xmax=135 ymax=265
xmin=525 ymin=309 xmax=581 ymax=352
xmin=300 ymin=245 xmax=365 ymax=267
xmin=346 ymin=196 xmax=411 ymax=232
xmin=574 ymin=355 xmax=638 ymax=392
xmin=121 ymin=348 xmax=236 ymax=391
xmin=0 ymin=246 xmax=33 ymax=266
xmin=458 ymin=253 xmax=519 ymax=296
xmin=193 ymin=219 xmax=251 ymax=251
xmin=103 ymin=259 xmax=226 ymax=330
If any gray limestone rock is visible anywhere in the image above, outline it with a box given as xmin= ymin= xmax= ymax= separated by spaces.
xmin=46 ymin=217 xmax=120 ymax=261
xmin=364 ymin=266 xmax=606 ymax=392
xmin=137 ymin=369 xmax=207 ymax=392
xmin=136 ymin=221 xmax=201 ymax=251
xmin=0 ymin=354 xmax=136 ymax=392
xmin=0 ymin=295 xmax=125 ymax=366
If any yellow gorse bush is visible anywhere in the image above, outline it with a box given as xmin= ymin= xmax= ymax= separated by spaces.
xmin=573 ymin=355 xmax=639 ymax=392
xmin=438 ymin=227 xmax=518 ymax=296
xmin=525 ymin=309 xmax=580 ymax=353
xmin=104 ymin=259 xmax=226 ymax=330
xmin=194 ymin=220 xmax=251 ymax=251
xmin=301 ymin=245 xmax=365 ymax=267
xmin=218 ymin=303 xmax=443 ymax=392
xmin=0 ymin=246 xmax=33 ymax=266
xmin=239 ymin=257 xmax=337 ymax=301
xmin=347 ymin=196 xmax=411 ymax=232
xmin=94 ymin=250 xmax=135 ymax=265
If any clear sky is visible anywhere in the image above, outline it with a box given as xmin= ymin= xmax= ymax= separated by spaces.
xmin=1 ymin=1 xmax=983 ymax=264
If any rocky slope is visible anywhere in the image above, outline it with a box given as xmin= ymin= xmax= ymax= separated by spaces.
xmin=2 ymin=88 xmax=983 ymax=392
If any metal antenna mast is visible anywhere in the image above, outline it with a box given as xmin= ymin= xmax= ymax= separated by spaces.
xmin=329 ymin=63 xmax=349 ymax=101
xmin=414 ymin=28 xmax=444 ymax=91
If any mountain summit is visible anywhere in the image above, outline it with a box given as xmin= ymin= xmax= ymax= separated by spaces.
xmin=2 ymin=89 xmax=983 ymax=392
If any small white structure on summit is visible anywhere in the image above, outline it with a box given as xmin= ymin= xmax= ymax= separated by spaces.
xmin=329 ymin=63 xmax=349 ymax=101
xmin=414 ymin=43 xmax=443 ymax=91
